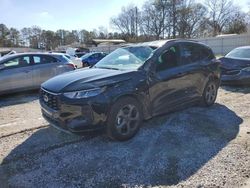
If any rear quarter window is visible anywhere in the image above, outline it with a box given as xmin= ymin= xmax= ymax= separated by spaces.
xmin=44 ymin=55 xmax=58 ymax=63
xmin=59 ymin=55 xmax=71 ymax=63
xmin=199 ymin=46 xmax=215 ymax=61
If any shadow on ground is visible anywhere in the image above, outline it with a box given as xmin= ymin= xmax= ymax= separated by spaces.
xmin=0 ymin=90 xmax=39 ymax=107
xmin=0 ymin=104 xmax=243 ymax=188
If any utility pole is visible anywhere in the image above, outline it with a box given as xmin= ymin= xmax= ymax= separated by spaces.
xmin=162 ymin=0 xmax=166 ymax=39
xmin=135 ymin=6 xmax=138 ymax=42
xmin=172 ymin=0 xmax=176 ymax=38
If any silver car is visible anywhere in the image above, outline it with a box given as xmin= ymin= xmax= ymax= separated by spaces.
xmin=0 ymin=53 xmax=76 ymax=95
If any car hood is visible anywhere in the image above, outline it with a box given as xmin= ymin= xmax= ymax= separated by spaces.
xmin=220 ymin=57 xmax=250 ymax=70
xmin=41 ymin=67 xmax=136 ymax=93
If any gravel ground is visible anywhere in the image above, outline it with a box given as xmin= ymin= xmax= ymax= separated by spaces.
xmin=0 ymin=87 xmax=249 ymax=188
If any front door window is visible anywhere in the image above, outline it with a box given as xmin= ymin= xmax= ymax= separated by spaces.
xmin=4 ymin=56 xmax=31 ymax=69
xmin=156 ymin=46 xmax=180 ymax=72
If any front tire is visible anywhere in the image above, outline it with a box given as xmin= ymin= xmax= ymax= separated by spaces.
xmin=107 ymin=97 xmax=142 ymax=141
xmin=202 ymin=80 xmax=218 ymax=106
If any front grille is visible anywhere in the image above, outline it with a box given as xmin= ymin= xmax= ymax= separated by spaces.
xmin=40 ymin=89 xmax=60 ymax=110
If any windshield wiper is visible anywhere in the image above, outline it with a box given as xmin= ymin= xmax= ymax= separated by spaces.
xmin=95 ymin=66 xmax=120 ymax=70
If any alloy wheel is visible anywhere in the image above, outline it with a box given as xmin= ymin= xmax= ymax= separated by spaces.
xmin=205 ymin=82 xmax=217 ymax=104
xmin=115 ymin=104 xmax=140 ymax=136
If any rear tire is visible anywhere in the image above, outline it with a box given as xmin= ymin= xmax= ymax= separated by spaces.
xmin=202 ymin=80 xmax=218 ymax=106
xmin=106 ymin=97 xmax=142 ymax=141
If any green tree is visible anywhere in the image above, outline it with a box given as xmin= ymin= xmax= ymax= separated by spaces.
xmin=0 ymin=24 xmax=10 ymax=47
xmin=224 ymin=11 xmax=247 ymax=34
xmin=9 ymin=28 xmax=20 ymax=47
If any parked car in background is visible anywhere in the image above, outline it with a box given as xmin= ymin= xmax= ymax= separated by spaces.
xmin=81 ymin=52 xmax=107 ymax=67
xmin=219 ymin=46 xmax=250 ymax=85
xmin=0 ymin=52 xmax=75 ymax=95
xmin=40 ymin=39 xmax=220 ymax=141
xmin=75 ymin=52 xmax=88 ymax=58
xmin=64 ymin=54 xmax=82 ymax=68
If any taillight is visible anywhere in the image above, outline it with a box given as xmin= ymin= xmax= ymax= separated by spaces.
xmin=67 ymin=63 xmax=76 ymax=69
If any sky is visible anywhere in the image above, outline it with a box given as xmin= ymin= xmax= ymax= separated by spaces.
xmin=0 ymin=0 xmax=249 ymax=32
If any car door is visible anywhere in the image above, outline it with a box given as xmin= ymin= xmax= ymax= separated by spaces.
xmin=31 ymin=55 xmax=59 ymax=87
xmin=178 ymin=42 xmax=216 ymax=98
xmin=148 ymin=44 xmax=190 ymax=116
xmin=0 ymin=55 xmax=33 ymax=93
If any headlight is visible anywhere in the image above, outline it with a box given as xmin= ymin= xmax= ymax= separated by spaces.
xmin=63 ymin=88 xmax=103 ymax=99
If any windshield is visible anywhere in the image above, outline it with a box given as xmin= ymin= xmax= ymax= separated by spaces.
xmin=80 ymin=53 xmax=94 ymax=59
xmin=226 ymin=48 xmax=250 ymax=59
xmin=0 ymin=54 xmax=15 ymax=63
xmin=94 ymin=46 xmax=154 ymax=70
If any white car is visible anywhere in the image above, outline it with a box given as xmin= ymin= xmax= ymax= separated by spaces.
xmin=64 ymin=54 xmax=82 ymax=68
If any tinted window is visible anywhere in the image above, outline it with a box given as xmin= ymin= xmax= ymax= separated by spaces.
xmin=180 ymin=43 xmax=200 ymax=65
xmin=3 ymin=56 xmax=30 ymax=68
xmin=33 ymin=55 xmax=57 ymax=64
xmin=91 ymin=53 xmax=99 ymax=58
xmin=199 ymin=46 xmax=214 ymax=61
xmin=91 ymin=53 xmax=106 ymax=59
xmin=97 ymin=53 xmax=103 ymax=58
xmin=156 ymin=46 xmax=180 ymax=72
xmin=180 ymin=43 xmax=214 ymax=66
xmin=81 ymin=53 xmax=94 ymax=59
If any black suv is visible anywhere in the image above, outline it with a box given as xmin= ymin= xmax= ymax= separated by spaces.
xmin=40 ymin=40 xmax=220 ymax=141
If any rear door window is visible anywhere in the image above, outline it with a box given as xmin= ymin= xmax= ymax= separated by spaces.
xmin=199 ymin=46 xmax=214 ymax=61
xmin=179 ymin=43 xmax=200 ymax=65
xmin=179 ymin=43 xmax=214 ymax=66
xmin=32 ymin=55 xmax=57 ymax=64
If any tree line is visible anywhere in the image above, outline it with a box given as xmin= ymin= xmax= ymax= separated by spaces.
xmin=111 ymin=0 xmax=249 ymax=42
xmin=0 ymin=0 xmax=249 ymax=50
xmin=0 ymin=24 xmax=123 ymax=50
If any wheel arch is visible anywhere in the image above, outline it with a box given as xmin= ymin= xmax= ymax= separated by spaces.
xmin=201 ymin=73 xmax=220 ymax=95
xmin=109 ymin=93 xmax=150 ymax=120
